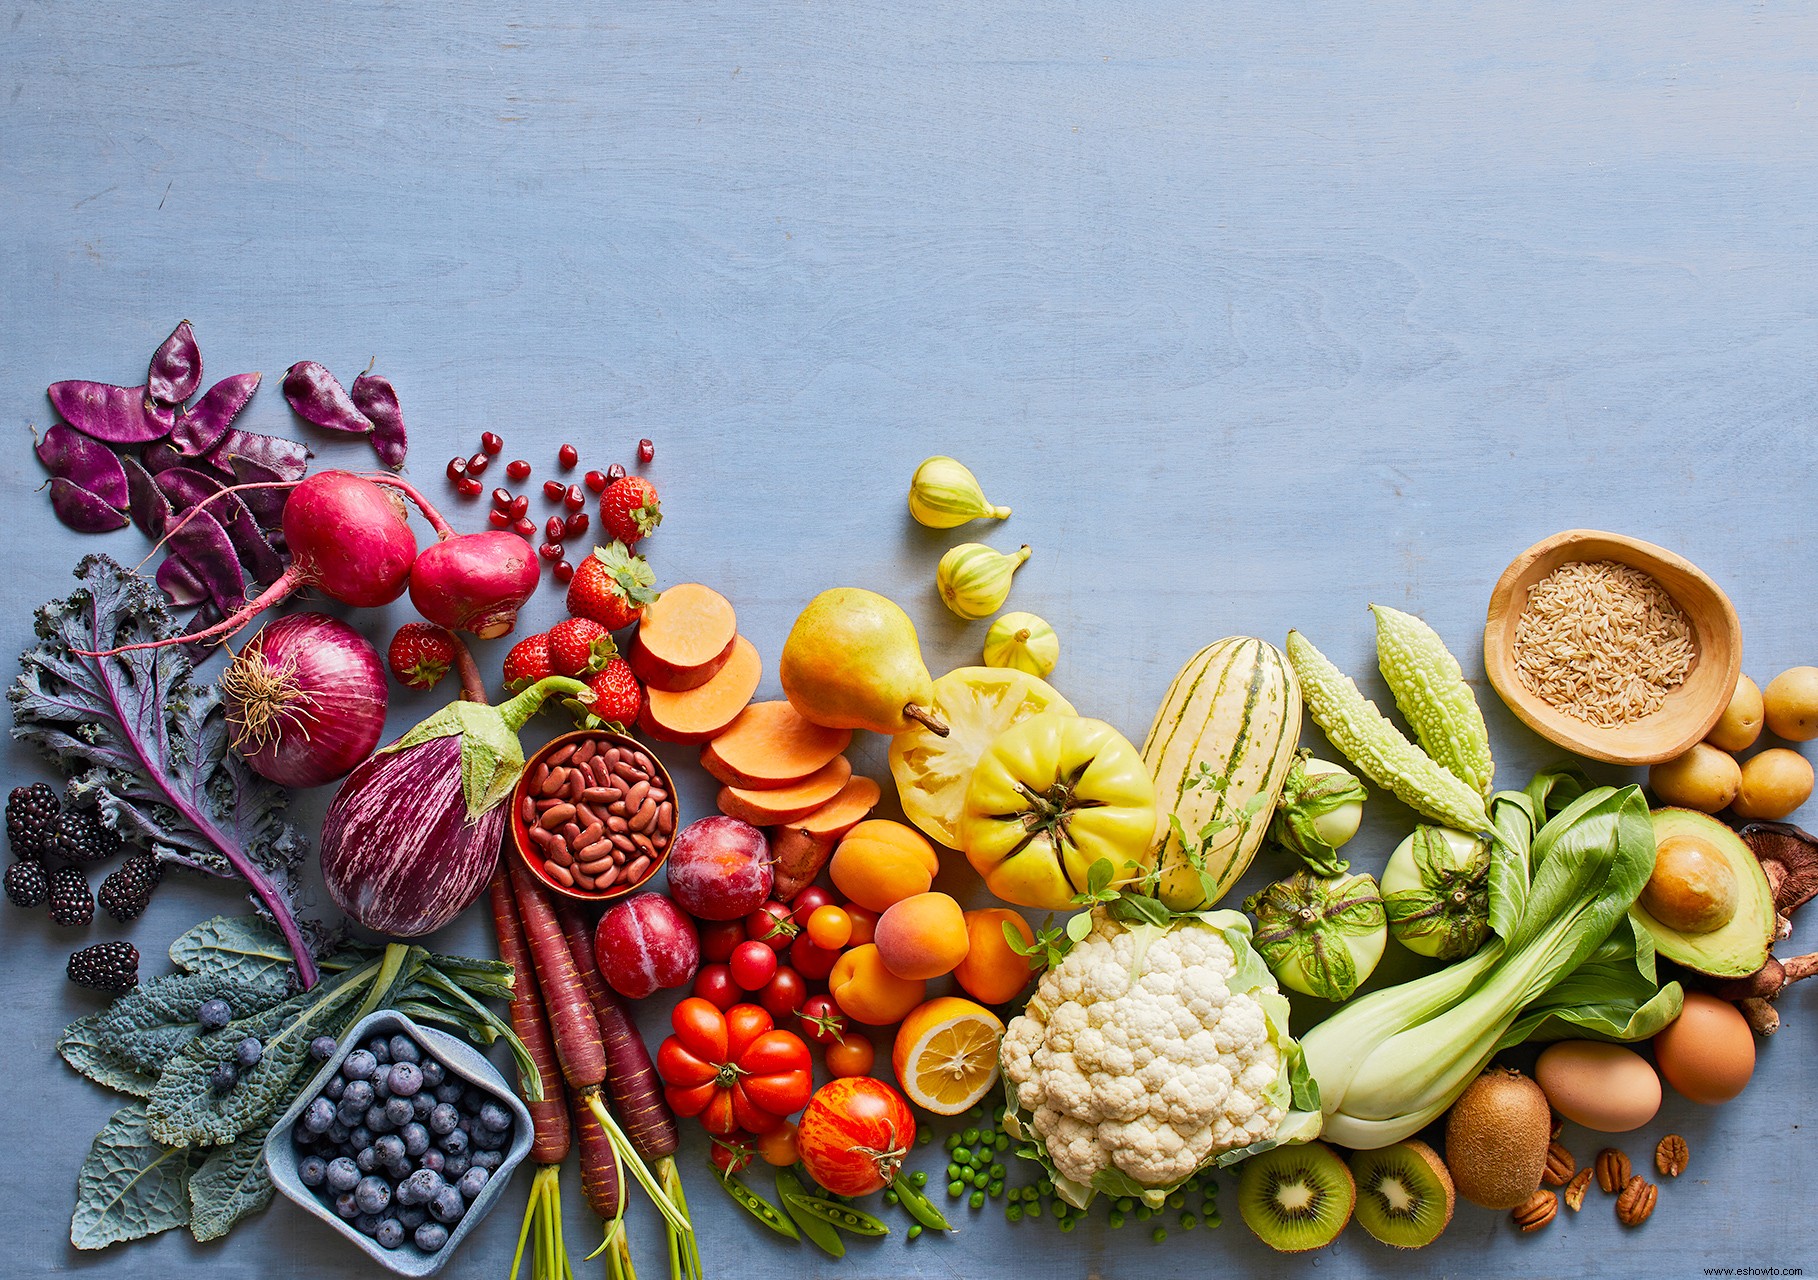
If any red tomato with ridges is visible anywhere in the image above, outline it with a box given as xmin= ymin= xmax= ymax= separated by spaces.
xmin=656 ymin=999 xmax=813 ymax=1137
xmin=796 ymin=1077 xmax=917 ymax=1196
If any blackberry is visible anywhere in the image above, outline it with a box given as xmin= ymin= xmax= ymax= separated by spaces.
xmin=98 ymin=853 xmax=160 ymax=921
xmin=67 ymin=941 xmax=139 ymax=993
xmin=51 ymin=809 xmax=122 ymax=864
xmin=4 ymin=860 xmax=49 ymax=908
xmin=48 ymin=866 xmax=93 ymax=927
xmin=5 ymin=784 xmax=59 ymax=861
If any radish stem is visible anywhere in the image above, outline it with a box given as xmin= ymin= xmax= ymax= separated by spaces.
xmin=363 ymin=472 xmax=455 ymax=539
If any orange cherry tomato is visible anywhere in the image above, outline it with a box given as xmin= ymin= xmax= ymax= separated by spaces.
xmin=756 ymin=1121 xmax=800 ymax=1167
xmin=845 ymin=905 xmax=879 ymax=947
xmin=806 ymin=905 xmax=852 ymax=951
xmin=824 ymin=1034 xmax=876 ymax=1079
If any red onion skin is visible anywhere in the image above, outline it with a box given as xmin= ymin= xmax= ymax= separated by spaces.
xmin=225 ymin=612 xmax=387 ymax=788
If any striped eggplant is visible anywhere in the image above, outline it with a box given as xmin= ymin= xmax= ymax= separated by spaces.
xmin=1140 ymin=636 xmax=1302 ymax=911
xmin=320 ymin=675 xmax=590 ymax=936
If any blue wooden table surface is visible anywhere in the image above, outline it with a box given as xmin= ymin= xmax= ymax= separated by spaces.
xmin=4 ymin=3 xmax=1816 ymax=1276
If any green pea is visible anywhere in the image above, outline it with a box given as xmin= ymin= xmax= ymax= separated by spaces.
xmin=978 ymin=1128 xmax=996 ymax=1144
xmin=970 ymin=1190 xmax=985 ymax=1209
xmin=1058 ymin=1217 xmax=1077 ymax=1233
xmin=989 ymin=1163 xmax=1006 ymax=1180
xmin=947 ymin=1181 xmax=964 ymax=1198
xmin=1204 ymin=1208 xmax=1222 ymax=1228
xmin=917 ymin=1129 xmax=933 ymax=1146
xmin=1108 ymin=1211 xmax=1126 ymax=1229
xmin=1115 ymin=1196 xmax=1135 ymax=1212
xmin=967 ymin=1105 xmax=984 ymax=1120
xmin=908 ymin=1223 xmax=923 ymax=1239
xmin=1167 ymin=1192 xmax=1185 ymax=1210
xmin=945 ymin=1162 xmax=961 ymax=1181
xmin=988 ymin=1180 xmax=1004 ymax=1198
xmin=1020 ymin=1187 xmax=1039 ymax=1203
xmin=1152 ymin=1227 xmax=1167 ymax=1244
xmin=994 ymin=1134 xmax=1010 ymax=1151
xmin=911 ymin=1171 xmax=928 ymax=1188
xmin=962 ymin=1128 xmax=980 ymax=1145
xmin=944 ymin=1133 xmax=961 ymax=1152
xmin=1037 ymin=1179 xmax=1054 ymax=1196
xmin=884 ymin=1190 xmax=899 ymax=1206
xmin=1136 ymin=1205 xmax=1153 ymax=1222
xmin=1026 ymin=1201 xmax=1043 ymax=1219
xmin=1180 ymin=1212 xmax=1198 ymax=1230
xmin=1006 ymin=1205 xmax=1023 ymax=1223
xmin=953 ymin=1146 xmax=973 ymax=1164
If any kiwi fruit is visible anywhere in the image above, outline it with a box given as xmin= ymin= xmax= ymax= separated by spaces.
xmin=1237 ymin=1141 xmax=1355 ymax=1253
xmin=1444 ymin=1065 xmax=1551 ymax=1210
xmin=1349 ymin=1140 xmax=1456 ymax=1248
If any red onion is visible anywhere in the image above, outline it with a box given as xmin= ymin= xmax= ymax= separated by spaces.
xmin=222 ymin=612 xmax=388 ymax=787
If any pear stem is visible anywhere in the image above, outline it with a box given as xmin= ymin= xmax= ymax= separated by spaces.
xmin=904 ymin=703 xmax=950 ymax=737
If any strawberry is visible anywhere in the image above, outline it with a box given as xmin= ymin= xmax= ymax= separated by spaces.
xmin=566 ymin=541 xmax=659 ymax=631
xmin=546 ymin=617 xmax=616 ymax=677
xmin=387 ymin=623 xmax=459 ymax=691
xmin=599 ymin=476 xmax=662 ymax=546
xmin=571 ymin=657 xmax=643 ymax=729
xmin=501 ymin=633 xmax=553 ymax=692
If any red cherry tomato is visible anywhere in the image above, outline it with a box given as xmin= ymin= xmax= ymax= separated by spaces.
xmin=692 ymin=963 xmax=739 ymax=1011
xmin=824 ymin=1034 xmax=876 ymax=1079
xmin=759 ymin=967 xmax=807 ymax=1020
xmin=656 ymin=1000 xmax=812 ymax=1137
xmin=756 ymin=1121 xmax=799 ymax=1168
xmin=744 ymin=901 xmax=798 ymax=952
xmin=845 ymin=905 xmax=880 ymax=947
xmin=710 ymin=1131 xmax=756 ymax=1176
xmin=791 ymin=885 xmax=836 ymax=918
xmin=700 ymin=920 xmax=745 ymax=963
xmin=730 ymin=940 xmax=779 ymax=991
xmin=796 ymin=1077 xmax=917 ymax=1196
xmin=805 ymin=905 xmax=852 ymax=951
xmin=796 ymin=994 xmax=846 ymax=1048
xmin=788 ymin=933 xmax=842 ymax=982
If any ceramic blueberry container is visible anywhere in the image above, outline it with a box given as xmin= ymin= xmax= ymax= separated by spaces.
xmin=263 ymin=1010 xmax=531 ymax=1276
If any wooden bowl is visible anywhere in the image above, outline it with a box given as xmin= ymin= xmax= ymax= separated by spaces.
xmin=1483 ymin=530 xmax=1741 ymax=766
xmin=508 ymin=729 xmax=678 ymax=903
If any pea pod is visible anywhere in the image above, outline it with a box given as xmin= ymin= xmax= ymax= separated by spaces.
xmin=781 ymin=1191 xmax=890 ymax=1237
xmin=776 ymin=1169 xmax=844 ymax=1258
xmin=1285 ymin=630 xmax=1492 ymax=835
xmin=893 ymin=1176 xmax=956 ymax=1232
xmin=1371 ymin=605 xmax=1495 ymax=799
xmin=713 ymin=1169 xmax=799 ymax=1241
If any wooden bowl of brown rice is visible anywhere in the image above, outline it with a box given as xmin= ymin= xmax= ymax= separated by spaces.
xmin=1484 ymin=530 xmax=1741 ymax=766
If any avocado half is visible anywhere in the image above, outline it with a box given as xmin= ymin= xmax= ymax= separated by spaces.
xmin=1629 ymin=808 xmax=1776 ymax=978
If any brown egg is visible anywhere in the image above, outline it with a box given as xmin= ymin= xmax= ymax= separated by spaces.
xmin=1653 ymin=992 xmax=1756 ymax=1104
xmin=1535 ymin=1041 xmax=1662 ymax=1131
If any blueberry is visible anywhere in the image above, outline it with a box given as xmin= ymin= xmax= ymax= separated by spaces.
xmin=290 ymin=1125 xmax=316 ymax=1151
xmin=341 ymin=1079 xmax=375 ymax=1111
xmin=325 ymin=1157 xmax=361 ymax=1193
xmin=411 ymin=1093 xmax=436 ymax=1120
xmin=440 ymin=1152 xmax=468 ymax=1178
xmin=429 ymin=1185 xmax=466 ymax=1224
xmin=334 ymin=1191 xmax=360 ymax=1221
xmin=322 ymin=1074 xmax=346 ymax=1101
xmin=471 ymin=1149 xmax=504 ymax=1173
xmin=471 ymin=1126 xmax=504 ymax=1152
xmin=414 ymin=1222 xmax=449 ymax=1253
xmin=420 ymin=1058 xmax=445 ymax=1088
xmin=350 ymin=1125 xmax=375 ymax=1151
xmin=297 ymin=1154 xmax=328 ymax=1188
xmin=385 ymin=1096 xmax=415 ymax=1127
xmin=388 ymin=1034 xmax=422 ymax=1065
xmin=388 ymin=1062 xmax=424 ymax=1098
xmin=367 ymin=1038 xmax=391 ymax=1064
xmin=401 ymin=1122 xmax=430 ymax=1158
xmin=428 ymin=1104 xmax=460 ymax=1136
xmin=433 ymin=1080 xmax=464 ymax=1104
xmin=477 ymin=1100 xmax=512 ymax=1133
xmin=456 ymin=1167 xmax=490 ymax=1200
xmin=302 ymin=1097 xmax=336 ymax=1134
xmin=309 ymin=1034 xmax=338 ymax=1062
xmin=397 ymin=1204 xmax=428 ymax=1230
xmin=326 ymin=1121 xmax=351 ymax=1146
xmin=399 ymin=1168 xmax=442 ymax=1207
xmin=233 ymin=1037 xmax=263 ymax=1069
xmin=209 ymin=1061 xmax=238 ymax=1094
xmin=373 ymin=1133 xmax=405 ymax=1163
xmin=355 ymin=1146 xmax=380 ymax=1174
xmin=353 ymin=1211 xmax=382 ymax=1236
xmin=374 ymin=1218 xmax=404 ymax=1250
xmin=438 ymin=1127 xmax=469 ymax=1157
xmin=462 ymin=1086 xmax=488 ymax=1111
xmin=336 ymin=1100 xmax=367 ymax=1129
xmin=372 ymin=1071 xmax=392 ymax=1100
xmin=384 ymin=1157 xmax=413 ymax=1183
xmin=418 ymin=1148 xmax=447 ymax=1175
xmin=196 ymin=998 xmax=232 ymax=1030
xmin=355 ymin=1175 xmax=392 ymax=1215
xmin=341 ymin=1050 xmax=377 ymax=1082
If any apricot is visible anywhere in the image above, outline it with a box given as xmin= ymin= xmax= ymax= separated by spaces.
xmin=828 ymin=944 xmax=927 ymax=1026
xmin=874 ymin=892 xmax=970 ymax=981
xmin=829 ymin=820 xmax=940 ymax=912
xmin=952 ymin=908 xmax=1038 ymax=1005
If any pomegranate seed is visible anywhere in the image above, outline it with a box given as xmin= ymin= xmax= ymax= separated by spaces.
xmin=512 ymin=516 xmax=537 ymax=538
xmin=563 ymin=484 xmax=586 ymax=511
xmin=455 ymin=476 xmax=483 ymax=498
xmin=491 ymin=487 xmax=513 ymax=509
xmin=480 ymin=431 xmax=504 ymax=455
xmin=542 ymin=479 xmax=566 ymax=501
xmin=554 ymin=560 xmax=575 ymax=584
xmin=506 ymin=459 xmax=532 ymax=482
xmin=508 ymin=495 xmax=529 ymax=519
xmin=606 ymin=462 xmax=627 ymax=483
xmin=638 ymin=438 xmax=654 ymax=463
xmin=558 ymin=443 xmax=579 ymax=469
xmin=467 ymin=452 xmax=490 ymax=475
xmin=564 ymin=512 xmax=590 ymax=539
xmin=545 ymin=516 xmax=566 ymax=541
xmin=584 ymin=469 xmax=609 ymax=494
xmin=539 ymin=541 xmax=565 ymax=562
xmin=488 ymin=509 xmax=510 ymax=529
xmin=446 ymin=456 xmax=468 ymax=481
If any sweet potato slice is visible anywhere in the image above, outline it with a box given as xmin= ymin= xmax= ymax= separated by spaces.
xmin=628 ymin=583 xmax=739 ymax=691
xmin=718 ymin=755 xmax=853 ymax=826
xmin=701 ymin=701 xmax=852 ymax=789
xmin=639 ymin=636 xmax=761 ymax=744
xmin=769 ymin=775 xmax=882 ymax=900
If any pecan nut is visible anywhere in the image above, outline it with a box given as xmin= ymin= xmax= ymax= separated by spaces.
xmin=1542 ymin=1140 xmax=1577 ymax=1187
xmin=1616 ymin=1175 xmax=1657 ymax=1226
xmin=1595 ymin=1147 xmax=1632 ymax=1194
xmin=1564 ymin=1166 xmax=1594 ymax=1211
xmin=1512 ymin=1189 xmax=1558 ymax=1232
xmin=1656 ymin=1134 xmax=1689 ymax=1178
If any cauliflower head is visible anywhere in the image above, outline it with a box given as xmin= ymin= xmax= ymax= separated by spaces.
xmin=1001 ymin=906 xmax=1319 ymax=1207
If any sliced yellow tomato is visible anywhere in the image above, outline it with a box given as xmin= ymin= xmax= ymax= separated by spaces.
xmin=891 ymin=997 xmax=1004 ymax=1116
xmin=888 ymin=666 xmax=1075 ymax=848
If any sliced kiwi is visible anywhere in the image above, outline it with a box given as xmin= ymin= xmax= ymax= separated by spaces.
xmin=1349 ymin=1140 xmax=1456 ymax=1249
xmin=1237 ymin=1141 xmax=1356 ymax=1253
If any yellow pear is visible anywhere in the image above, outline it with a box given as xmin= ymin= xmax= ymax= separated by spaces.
xmin=780 ymin=588 xmax=950 ymax=736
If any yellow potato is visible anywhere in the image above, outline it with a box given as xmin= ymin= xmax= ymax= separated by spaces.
xmin=1731 ymin=748 xmax=1814 ymax=821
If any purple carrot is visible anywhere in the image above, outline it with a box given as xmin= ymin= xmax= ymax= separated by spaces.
xmin=48 ymin=381 xmax=175 ymax=445
xmin=35 ymin=423 xmax=129 ymax=509
xmin=122 ymin=456 xmax=171 ymax=539
xmin=48 ymin=478 xmax=130 ymax=532
xmin=283 ymin=362 xmax=373 ymax=436
xmin=147 ymin=322 xmax=202 ymax=407
xmin=156 ymin=555 xmax=209 ymax=607
xmin=169 ymin=372 xmax=260 ymax=455
xmin=350 ymin=371 xmax=407 ymax=470
xmin=209 ymin=427 xmax=311 ymax=481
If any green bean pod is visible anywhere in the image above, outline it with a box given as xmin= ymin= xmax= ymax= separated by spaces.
xmin=776 ymin=1170 xmax=845 ymax=1258
xmin=893 ymin=1177 xmax=956 ymax=1232
xmin=712 ymin=1169 xmax=799 ymax=1241
xmin=782 ymin=1192 xmax=889 ymax=1237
